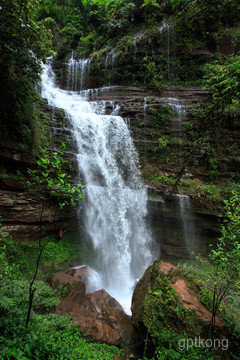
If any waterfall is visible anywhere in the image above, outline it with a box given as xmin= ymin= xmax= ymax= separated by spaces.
xmin=133 ymin=36 xmax=137 ymax=60
xmin=143 ymin=97 xmax=147 ymax=120
xmin=68 ymin=52 xmax=91 ymax=91
xmin=41 ymin=60 xmax=156 ymax=313
xmin=176 ymin=194 xmax=197 ymax=256
xmin=160 ymin=19 xmax=176 ymax=82
xmin=160 ymin=97 xmax=186 ymax=135
xmin=160 ymin=97 xmax=185 ymax=116
xmin=105 ymin=48 xmax=115 ymax=71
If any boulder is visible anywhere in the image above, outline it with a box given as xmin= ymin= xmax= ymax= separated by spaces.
xmin=50 ymin=272 xmax=136 ymax=346
xmin=65 ymin=265 xmax=103 ymax=293
xmin=131 ymin=260 xmax=228 ymax=354
xmin=131 ymin=261 xmax=177 ymax=325
xmin=172 ymin=278 xmax=224 ymax=327
xmin=50 ymin=272 xmax=86 ymax=313
xmin=73 ymin=289 xmax=135 ymax=345
xmin=65 ymin=265 xmax=90 ymax=280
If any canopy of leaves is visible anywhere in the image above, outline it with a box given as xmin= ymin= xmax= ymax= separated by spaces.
xmin=0 ymin=0 xmax=52 ymax=147
xmin=203 ymin=55 xmax=240 ymax=117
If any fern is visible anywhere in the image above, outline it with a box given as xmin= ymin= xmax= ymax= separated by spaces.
xmin=0 ymin=295 xmax=14 ymax=313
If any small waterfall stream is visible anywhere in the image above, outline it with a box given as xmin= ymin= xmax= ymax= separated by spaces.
xmin=160 ymin=97 xmax=186 ymax=133
xmin=105 ymin=49 xmax=115 ymax=69
xmin=176 ymin=194 xmax=197 ymax=256
xmin=68 ymin=52 xmax=91 ymax=91
xmin=41 ymin=60 xmax=156 ymax=313
xmin=160 ymin=19 xmax=176 ymax=82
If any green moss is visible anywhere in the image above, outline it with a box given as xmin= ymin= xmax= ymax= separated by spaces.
xmin=58 ymin=283 xmax=69 ymax=298
xmin=0 ymin=233 xmax=83 ymax=279
xmin=143 ymin=262 xmax=200 ymax=337
xmin=140 ymin=261 xmax=220 ymax=360
xmin=0 ymin=171 xmax=25 ymax=182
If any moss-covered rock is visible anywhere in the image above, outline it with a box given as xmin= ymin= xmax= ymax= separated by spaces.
xmin=131 ymin=260 xmax=229 ymax=359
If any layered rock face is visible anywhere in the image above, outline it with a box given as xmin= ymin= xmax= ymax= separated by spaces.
xmin=86 ymin=85 xmax=209 ymax=182
xmin=0 ymin=190 xmax=69 ymax=240
xmin=0 ymin=86 xmax=221 ymax=260
xmin=0 ymin=102 xmax=77 ymax=240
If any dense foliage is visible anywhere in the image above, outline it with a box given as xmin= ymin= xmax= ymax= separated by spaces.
xmin=28 ymin=143 xmax=84 ymax=209
xmin=0 ymin=225 xmax=123 ymax=359
xmin=36 ymin=0 xmax=240 ymax=88
xmin=210 ymin=191 xmax=240 ymax=295
xmin=0 ymin=0 xmax=52 ymax=148
xmin=0 ymin=275 xmax=122 ymax=359
xmin=139 ymin=261 xmax=220 ymax=360
xmin=183 ymin=54 xmax=240 ymax=184
xmin=1 ymin=0 xmax=240 ymax=147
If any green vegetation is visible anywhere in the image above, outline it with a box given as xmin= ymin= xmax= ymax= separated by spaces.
xmin=28 ymin=143 xmax=84 ymax=209
xmin=178 ymin=262 xmax=240 ymax=360
xmin=0 ymin=234 xmax=82 ymax=279
xmin=138 ymin=261 xmax=220 ymax=360
xmin=0 ymin=0 xmax=52 ymax=149
xmin=0 ymin=238 xmax=123 ymax=359
xmin=208 ymin=191 xmax=240 ymax=340
xmin=145 ymin=173 xmax=224 ymax=208
xmin=35 ymin=0 xmax=240 ymax=88
xmin=26 ymin=143 xmax=84 ymax=327
xmin=175 ymin=191 xmax=240 ymax=359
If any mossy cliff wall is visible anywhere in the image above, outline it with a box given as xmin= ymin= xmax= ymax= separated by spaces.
xmin=0 ymin=101 xmax=78 ymax=240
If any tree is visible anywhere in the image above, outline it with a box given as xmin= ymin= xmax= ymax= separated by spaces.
xmin=203 ymin=55 xmax=240 ymax=126
xmin=0 ymin=0 xmax=52 ymax=147
xmin=209 ymin=192 xmax=240 ymax=323
xmin=26 ymin=143 xmax=84 ymax=327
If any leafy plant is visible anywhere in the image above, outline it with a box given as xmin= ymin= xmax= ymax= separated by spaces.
xmin=25 ymin=143 xmax=84 ymax=327
xmin=207 ymin=191 xmax=240 ymax=339
xmin=157 ymin=137 xmax=168 ymax=151
xmin=28 ymin=143 xmax=84 ymax=209
xmin=0 ymin=0 xmax=53 ymax=148
xmin=0 ymin=242 xmax=122 ymax=360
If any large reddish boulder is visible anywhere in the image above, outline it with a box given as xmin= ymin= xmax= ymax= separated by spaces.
xmin=50 ymin=272 xmax=136 ymax=346
xmin=51 ymin=272 xmax=86 ymax=312
xmin=172 ymin=278 xmax=224 ymax=328
xmin=65 ymin=265 xmax=90 ymax=280
xmin=131 ymin=261 xmax=226 ymax=332
xmin=64 ymin=265 xmax=103 ymax=293
xmin=73 ymin=289 xmax=135 ymax=345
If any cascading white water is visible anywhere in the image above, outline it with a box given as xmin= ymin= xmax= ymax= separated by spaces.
xmin=68 ymin=52 xmax=91 ymax=91
xmin=41 ymin=61 xmax=155 ymax=313
xmin=143 ymin=97 xmax=147 ymax=119
xmin=160 ymin=97 xmax=185 ymax=117
xmin=160 ymin=19 xmax=176 ymax=82
xmin=133 ymin=36 xmax=137 ymax=60
xmin=160 ymin=97 xmax=186 ymax=135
